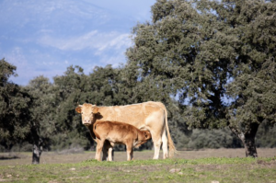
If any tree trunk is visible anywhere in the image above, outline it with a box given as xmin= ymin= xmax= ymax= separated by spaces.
xmin=243 ymin=134 xmax=258 ymax=157
xmin=229 ymin=123 xmax=259 ymax=158
xmin=32 ymin=143 xmax=42 ymax=164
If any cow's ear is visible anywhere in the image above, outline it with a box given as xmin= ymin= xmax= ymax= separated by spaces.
xmin=75 ymin=105 xmax=82 ymax=113
xmin=92 ymin=107 xmax=99 ymax=114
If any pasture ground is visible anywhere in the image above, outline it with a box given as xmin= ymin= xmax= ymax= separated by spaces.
xmin=0 ymin=148 xmax=276 ymax=182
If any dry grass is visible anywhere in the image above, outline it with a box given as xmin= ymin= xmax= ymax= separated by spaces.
xmin=0 ymin=148 xmax=275 ymax=165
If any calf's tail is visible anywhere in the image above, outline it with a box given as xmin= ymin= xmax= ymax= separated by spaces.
xmin=93 ymin=123 xmax=101 ymax=140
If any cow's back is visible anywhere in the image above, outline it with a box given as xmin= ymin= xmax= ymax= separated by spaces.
xmin=96 ymin=101 xmax=165 ymax=128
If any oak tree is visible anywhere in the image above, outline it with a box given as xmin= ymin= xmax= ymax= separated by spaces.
xmin=126 ymin=0 xmax=276 ymax=157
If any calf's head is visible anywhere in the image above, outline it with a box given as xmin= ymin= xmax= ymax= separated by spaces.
xmin=75 ymin=103 xmax=99 ymax=126
xmin=136 ymin=130 xmax=152 ymax=148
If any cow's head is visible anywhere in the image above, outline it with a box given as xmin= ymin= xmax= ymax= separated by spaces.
xmin=75 ymin=103 xmax=99 ymax=126
xmin=135 ymin=130 xmax=152 ymax=148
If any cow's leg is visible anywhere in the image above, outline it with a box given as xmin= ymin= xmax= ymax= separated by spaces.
xmin=151 ymin=131 xmax=162 ymax=160
xmin=162 ymin=129 xmax=168 ymax=159
xmin=102 ymin=145 xmax=108 ymax=161
xmin=146 ymin=110 xmax=166 ymax=160
xmin=107 ymin=146 xmax=113 ymax=161
xmin=102 ymin=141 xmax=113 ymax=161
xmin=95 ymin=139 xmax=104 ymax=161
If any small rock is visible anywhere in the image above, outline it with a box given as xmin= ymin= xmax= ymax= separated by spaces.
xmin=169 ymin=168 xmax=181 ymax=173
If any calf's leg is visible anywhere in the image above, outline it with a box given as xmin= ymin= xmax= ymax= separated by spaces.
xmin=126 ymin=142 xmax=133 ymax=161
xmin=95 ymin=139 xmax=104 ymax=161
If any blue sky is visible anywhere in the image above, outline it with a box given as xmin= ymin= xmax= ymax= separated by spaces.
xmin=0 ymin=0 xmax=156 ymax=85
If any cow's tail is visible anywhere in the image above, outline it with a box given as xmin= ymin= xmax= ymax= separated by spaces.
xmin=164 ymin=105 xmax=176 ymax=157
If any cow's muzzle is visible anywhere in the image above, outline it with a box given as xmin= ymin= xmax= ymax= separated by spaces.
xmin=83 ymin=120 xmax=92 ymax=126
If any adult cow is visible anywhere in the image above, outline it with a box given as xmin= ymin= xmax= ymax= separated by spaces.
xmin=75 ymin=101 xmax=176 ymax=160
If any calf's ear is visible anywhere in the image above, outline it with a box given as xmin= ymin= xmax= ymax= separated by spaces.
xmin=144 ymin=131 xmax=151 ymax=139
xmin=75 ymin=105 xmax=82 ymax=113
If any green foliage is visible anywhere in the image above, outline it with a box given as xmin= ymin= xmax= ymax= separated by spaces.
xmin=24 ymin=76 xmax=56 ymax=149
xmin=51 ymin=66 xmax=92 ymax=150
xmin=85 ymin=65 xmax=122 ymax=105
xmin=256 ymin=123 xmax=276 ymax=148
xmin=186 ymin=129 xmax=236 ymax=150
xmin=0 ymin=58 xmax=32 ymax=149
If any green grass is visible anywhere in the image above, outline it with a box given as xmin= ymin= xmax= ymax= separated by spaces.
xmin=1 ymin=156 xmax=276 ymax=183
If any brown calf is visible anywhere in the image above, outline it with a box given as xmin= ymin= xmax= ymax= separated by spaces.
xmin=93 ymin=120 xmax=151 ymax=161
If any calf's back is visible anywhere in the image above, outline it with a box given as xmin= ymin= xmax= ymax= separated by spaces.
xmin=93 ymin=121 xmax=151 ymax=146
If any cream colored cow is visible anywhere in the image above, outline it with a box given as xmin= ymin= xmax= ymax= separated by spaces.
xmin=75 ymin=101 xmax=176 ymax=160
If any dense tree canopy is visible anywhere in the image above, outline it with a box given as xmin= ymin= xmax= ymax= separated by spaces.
xmin=126 ymin=0 xmax=276 ymax=157
xmin=0 ymin=58 xmax=32 ymax=150
xmin=24 ymin=76 xmax=56 ymax=163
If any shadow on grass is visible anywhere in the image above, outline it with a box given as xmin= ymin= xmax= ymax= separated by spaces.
xmin=0 ymin=156 xmax=20 ymax=160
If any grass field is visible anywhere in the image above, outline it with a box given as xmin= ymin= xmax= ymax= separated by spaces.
xmin=0 ymin=148 xmax=276 ymax=183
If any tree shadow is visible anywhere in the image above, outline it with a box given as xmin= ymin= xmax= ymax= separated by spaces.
xmin=0 ymin=156 xmax=20 ymax=160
